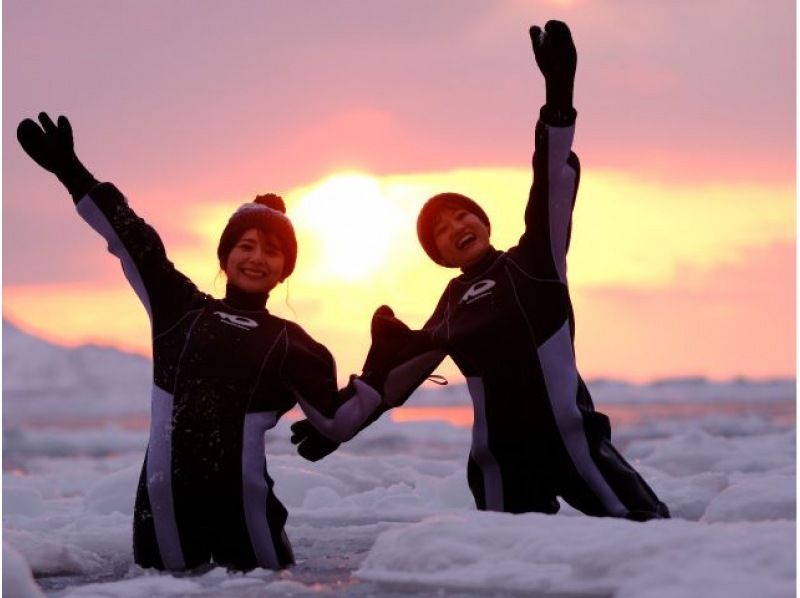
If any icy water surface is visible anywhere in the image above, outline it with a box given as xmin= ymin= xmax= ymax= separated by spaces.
xmin=5 ymin=397 xmax=795 ymax=598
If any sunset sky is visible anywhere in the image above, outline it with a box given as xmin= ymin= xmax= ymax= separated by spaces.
xmin=3 ymin=0 xmax=795 ymax=384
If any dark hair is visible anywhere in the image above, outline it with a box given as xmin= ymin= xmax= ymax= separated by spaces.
xmin=416 ymin=192 xmax=491 ymax=266
xmin=217 ymin=193 xmax=298 ymax=281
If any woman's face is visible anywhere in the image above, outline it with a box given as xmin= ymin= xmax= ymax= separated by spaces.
xmin=224 ymin=228 xmax=285 ymax=293
xmin=433 ymin=207 xmax=491 ymax=268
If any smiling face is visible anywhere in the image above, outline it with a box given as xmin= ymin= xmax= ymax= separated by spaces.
xmin=223 ymin=228 xmax=285 ymax=294
xmin=432 ymin=207 xmax=492 ymax=268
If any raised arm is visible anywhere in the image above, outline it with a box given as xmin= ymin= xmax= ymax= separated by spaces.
xmin=517 ymin=21 xmax=581 ymax=283
xmin=17 ymin=113 xmax=98 ymax=202
xmin=17 ymin=113 xmax=204 ymax=334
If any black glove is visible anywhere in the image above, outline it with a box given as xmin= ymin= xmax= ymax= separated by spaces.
xmin=290 ymin=419 xmax=340 ymax=462
xmin=361 ymin=305 xmax=416 ymax=389
xmin=530 ymin=21 xmax=577 ymax=124
xmin=17 ymin=112 xmax=97 ymax=201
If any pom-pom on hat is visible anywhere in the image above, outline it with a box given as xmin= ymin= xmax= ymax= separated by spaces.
xmin=417 ymin=192 xmax=491 ymax=266
xmin=217 ymin=193 xmax=297 ymax=281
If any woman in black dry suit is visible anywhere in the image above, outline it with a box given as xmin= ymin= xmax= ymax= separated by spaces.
xmin=17 ymin=114 xmax=395 ymax=571
xmin=291 ymin=21 xmax=670 ymax=522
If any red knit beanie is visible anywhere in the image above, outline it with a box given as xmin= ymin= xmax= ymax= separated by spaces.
xmin=217 ymin=193 xmax=297 ymax=281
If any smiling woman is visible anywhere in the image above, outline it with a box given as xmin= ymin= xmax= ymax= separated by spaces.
xmin=14 ymin=112 xmax=416 ymax=573
xmin=291 ymin=173 xmax=408 ymax=281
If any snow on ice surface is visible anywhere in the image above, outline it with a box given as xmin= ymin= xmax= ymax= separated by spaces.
xmin=4 ymin=542 xmax=46 ymax=597
xmin=359 ymin=514 xmax=794 ymax=598
xmin=2 ymin=321 xmax=797 ymax=597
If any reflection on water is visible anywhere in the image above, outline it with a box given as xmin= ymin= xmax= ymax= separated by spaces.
xmin=6 ymin=401 xmax=795 ymax=432
xmin=273 ymin=401 xmax=791 ymax=430
xmin=390 ymin=401 xmax=796 ymax=428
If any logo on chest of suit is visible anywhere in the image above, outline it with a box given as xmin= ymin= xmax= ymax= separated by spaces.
xmin=213 ymin=311 xmax=259 ymax=330
xmin=460 ymin=279 xmax=496 ymax=305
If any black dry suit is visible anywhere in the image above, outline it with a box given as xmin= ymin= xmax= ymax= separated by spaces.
xmin=304 ymin=111 xmax=670 ymax=520
xmin=75 ymin=183 xmax=383 ymax=570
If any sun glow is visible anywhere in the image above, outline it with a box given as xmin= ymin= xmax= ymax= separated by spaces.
xmin=4 ymin=166 xmax=793 ymax=384
xmin=290 ymin=173 xmax=408 ymax=281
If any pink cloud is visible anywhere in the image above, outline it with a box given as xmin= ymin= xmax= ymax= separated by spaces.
xmin=3 ymin=1 xmax=795 ymax=381
xmin=573 ymin=242 xmax=795 ymax=380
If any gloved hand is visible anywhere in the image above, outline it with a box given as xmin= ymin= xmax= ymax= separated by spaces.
xmin=361 ymin=305 xmax=415 ymax=386
xmin=17 ymin=112 xmax=96 ymax=200
xmin=530 ymin=20 xmax=577 ymax=117
xmin=290 ymin=419 xmax=340 ymax=462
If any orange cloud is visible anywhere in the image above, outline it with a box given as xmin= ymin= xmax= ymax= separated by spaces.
xmin=572 ymin=242 xmax=795 ymax=381
xmin=4 ymin=167 xmax=794 ymax=384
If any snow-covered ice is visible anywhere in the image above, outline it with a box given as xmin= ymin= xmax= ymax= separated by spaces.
xmin=3 ymin=321 xmax=796 ymax=597
xmin=359 ymin=513 xmax=793 ymax=598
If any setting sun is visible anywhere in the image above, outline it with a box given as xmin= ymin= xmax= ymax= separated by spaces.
xmin=4 ymin=166 xmax=793 ymax=384
xmin=290 ymin=173 xmax=408 ymax=281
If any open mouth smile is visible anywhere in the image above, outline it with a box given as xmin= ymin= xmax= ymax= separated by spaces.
xmin=455 ymin=233 xmax=476 ymax=251
xmin=241 ymin=268 xmax=267 ymax=279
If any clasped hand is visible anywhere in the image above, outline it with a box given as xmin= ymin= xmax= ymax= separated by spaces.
xmin=291 ymin=305 xmax=417 ymax=461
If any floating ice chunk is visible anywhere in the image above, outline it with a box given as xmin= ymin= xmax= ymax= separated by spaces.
xmin=266 ymin=461 xmax=350 ymax=508
xmin=3 ymin=479 xmax=44 ymax=517
xmin=4 ymin=529 xmax=105 ymax=576
xmin=58 ymin=572 xmax=202 ymax=597
xmin=302 ymin=485 xmax=344 ymax=509
xmin=357 ymin=512 xmax=795 ymax=598
xmin=627 ymin=427 xmax=795 ymax=476
xmin=248 ymin=579 xmax=320 ymax=595
xmin=702 ymin=473 xmax=796 ymax=522
xmin=84 ymin=463 xmax=139 ymax=515
xmin=3 ymin=542 xmax=45 ymax=597
xmin=655 ymin=471 xmax=729 ymax=520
